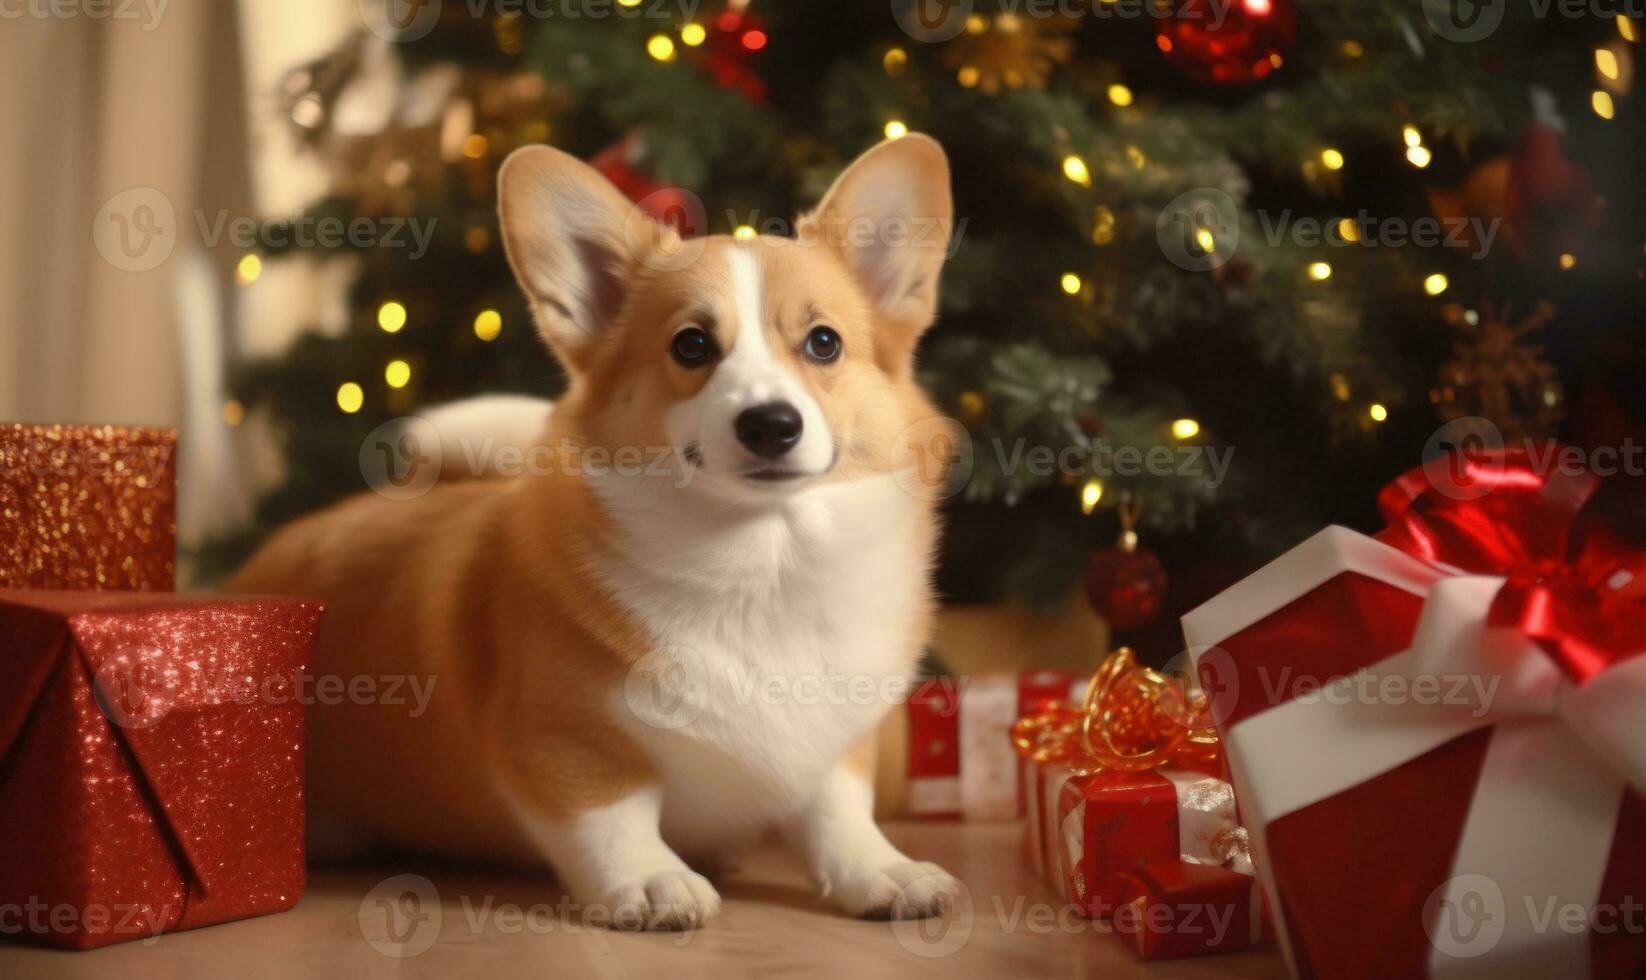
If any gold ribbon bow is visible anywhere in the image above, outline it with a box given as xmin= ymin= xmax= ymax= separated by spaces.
xmin=1010 ymin=647 xmax=1224 ymax=778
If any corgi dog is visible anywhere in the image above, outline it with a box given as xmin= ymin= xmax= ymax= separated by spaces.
xmin=228 ymin=135 xmax=961 ymax=930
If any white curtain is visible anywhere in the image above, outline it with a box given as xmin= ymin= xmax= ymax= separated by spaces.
xmin=0 ymin=1 xmax=356 ymax=576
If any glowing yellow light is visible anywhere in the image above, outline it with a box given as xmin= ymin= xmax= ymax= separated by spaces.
xmin=883 ymin=47 xmax=907 ymax=73
xmin=1269 ymin=53 xmax=1284 ymax=68
xmin=1308 ymin=261 xmax=1333 ymax=281
xmin=1092 ymin=206 xmax=1116 ymax=246
xmin=1107 ymin=84 xmax=1134 ymax=107
xmin=1320 ymin=148 xmax=1344 ymax=171
xmin=681 ymin=23 xmax=707 ymax=46
xmin=1080 ymin=478 xmax=1104 ymax=515
xmin=957 ymin=65 xmax=980 ymax=87
xmin=733 ymin=225 xmax=757 ymax=241
xmin=966 ymin=13 xmax=988 ymax=34
xmin=377 ymin=301 xmax=407 ymax=333
xmin=1402 ymin=124 xmax=1422 ymax=148
xmin=1330 ymin=374 xmax=1352 ymax=401
xmin=617 ymin=0 xmax=641 ymax=6
xmin=1369 ymin=403 xmax=1388 ymax=423
xmin=1406 ymin=145 xmax=1432 ymax=169
xmin=1337 ymin=218 xmax=1360 ymax=242
xmin=884 ymin=120 xmax=908 ymax=140
xmin=1125 ymin=145 xmax=1146 ymax=169
xmin=1060 ymin=272 xmax=1082 ymax=295
xmin=1593 ymin=90 xmax=1615 ymax=119
xmin=1424 ymin=273 xmax=1449 ymax=296
xmin=1062 ymin=155 xmax=1091 ymax=186
xmin=1341 ymin=40 xmax=1364 ymax=58
xmin=1559 ymin=252 xmax=1577 ymax=269
xmin=1620 ymin=15 xmax=1637 ymax=42
xmin=462 ymin=134 xmax=489 ymax=160
xmin=336 ymin=383 xmax=364 ymax=414
xmin=646 ymin=34 xmax=676 ymax=62
xmin=1194 ymin=227 xmax=1216 ymax=253
xmin=1171 ymin=418 xmax=1201 ymax=440
xmin=235 ymin=254 xmax=262 ymax=285
xmin=385 ymin=360 xmax=412 ymax=389
xmin=222 ymin=400 xmax=245 ymax=427
xmin=1597 ymin=48 xmax=1620 ymax=79
xmin=474 ymin=309 xmax=502 ymax=342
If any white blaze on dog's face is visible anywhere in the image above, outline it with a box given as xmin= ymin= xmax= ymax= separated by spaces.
xmin=498 ymin=136 xmax=953 ymax=501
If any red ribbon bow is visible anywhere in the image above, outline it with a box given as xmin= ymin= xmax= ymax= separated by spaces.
xmin=1376 ymin=448 xmax=1646 ymax=684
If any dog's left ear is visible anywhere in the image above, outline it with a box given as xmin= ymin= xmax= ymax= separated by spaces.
xmin=799 ymin=135 xmax=953 ymax=374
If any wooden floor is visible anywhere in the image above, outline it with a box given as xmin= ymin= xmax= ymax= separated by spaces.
xmin=0 ymin=823 xmax=1285 ymax=979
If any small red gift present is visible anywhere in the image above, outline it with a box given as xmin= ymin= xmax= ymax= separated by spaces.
xmin=907 ymin=670 xmax=1083 ymax=819
xmin=0 ymin=423 xmax=177 ymax=591
xmin=1115 ymin=861 xmax=1265 ymax=960
xmin=1014 ymin=648 xmax=1267 ymax=960
xmin=0 ymin=589 xmax=323 ymax=949
xmin=1182 ymin=449 xmax=1646 ymax=978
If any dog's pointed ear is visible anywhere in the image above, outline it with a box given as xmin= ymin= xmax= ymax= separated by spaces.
xmin=498 ymin=145 xmax=675 ymax=372
xmin=799 ymin=135 xmax=953 ymax=374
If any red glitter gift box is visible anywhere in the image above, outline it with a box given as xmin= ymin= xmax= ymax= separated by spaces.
xmin=0 ymin=423 xmax=177 ymax=592
xmin=0 ymin=589 xmax=323 ymax=949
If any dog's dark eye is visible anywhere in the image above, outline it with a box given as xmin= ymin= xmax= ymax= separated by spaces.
xmin=671 ymin=327 xmax=717 ymax=367
xmin=803 ymin=326 xmax=842 ymax=363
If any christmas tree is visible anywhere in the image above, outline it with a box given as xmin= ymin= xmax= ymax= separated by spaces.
xmin=216 ymin=0 xmax=1643 ymax=639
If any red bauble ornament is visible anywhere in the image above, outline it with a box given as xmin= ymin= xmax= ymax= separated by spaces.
xmin=590 ymin=135 xmax=703 ymax=235
xmin=705 ymin=8 xmax=768 ymax=104
xmin=1504 ymin=121 xmax=1600 ymax=259
xmin=1156 ymin=0 xmax=1295 ymax=86
xmin=1085 ymin=533 xmax=1168 ymax=631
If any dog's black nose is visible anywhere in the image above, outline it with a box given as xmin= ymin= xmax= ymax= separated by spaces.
xmin=735 ymin=402 xmax=804 ymax=459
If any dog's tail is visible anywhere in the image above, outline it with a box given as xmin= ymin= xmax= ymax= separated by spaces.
xmin=414 ymin=394 xmax=555 ymax=480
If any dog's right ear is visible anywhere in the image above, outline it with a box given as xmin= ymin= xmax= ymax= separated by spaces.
xmin=498 ymin=145 xmax=670 ymax=372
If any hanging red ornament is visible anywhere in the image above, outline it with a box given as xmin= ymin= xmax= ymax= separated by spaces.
xmin=1503 ymin=120 xmax=1600 ymax=259
xmin=589 ymin=134 xmax=703 ymax=235
xmin=1084 ymin=496 xmax=1168 ymax=631
xmin=703 ymin=6 xmax=768 ymax=103
xmin=1155 ymin=0 xmax=1295 ymax=86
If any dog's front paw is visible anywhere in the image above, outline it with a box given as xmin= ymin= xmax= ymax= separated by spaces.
xmin=599 ymin=870 xmax=722 ymax=931
xmin=829 ymin=861 xmax=961 ymax=920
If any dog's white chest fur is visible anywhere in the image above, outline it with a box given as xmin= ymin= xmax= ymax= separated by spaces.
xmin=591 ymin=474 xmax=928 ymax=856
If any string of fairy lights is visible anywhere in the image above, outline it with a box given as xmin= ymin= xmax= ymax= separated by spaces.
xmin=222 ymin=0 xmax=1637 ymax=535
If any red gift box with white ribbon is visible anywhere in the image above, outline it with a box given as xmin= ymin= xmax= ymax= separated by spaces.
xmin=1182 ymin=452 xmax=1646 ymax=978
xmin=907 ymin=670 xmax=1084 ymax=819
xmin=1021 ymin=756 xmax=1261 ymax=935
xmin=1013 ymin=648 xmax=1267 ymax=959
